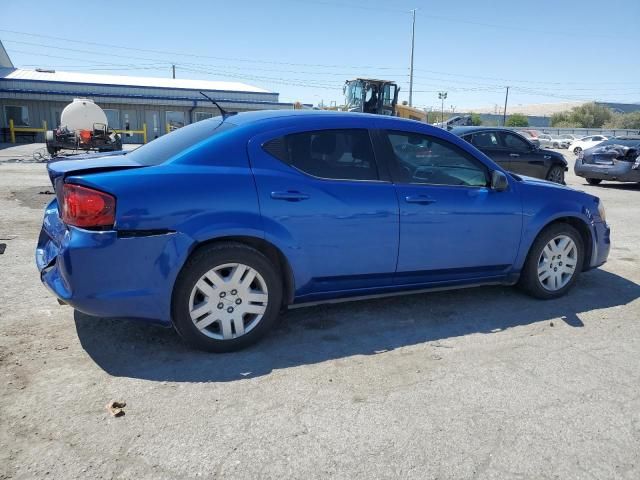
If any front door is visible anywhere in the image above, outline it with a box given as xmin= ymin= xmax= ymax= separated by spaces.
xmin=248 ymin=126 xmax=399 ymax=296
xmin=499 ymin=131 xmax=547 ymax=178
xmin=145 ymin=110 xmax=160 ymax=140
xmin=378 ymin=129 xmax=522 ymax=284
xmin=468 ymin=130 xmax=511 ymax=170
xmin=121 ymin=110 xmax=138 ymax=142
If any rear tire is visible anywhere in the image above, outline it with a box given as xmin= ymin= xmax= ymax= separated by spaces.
xmin=586 ymin=178 xmax=602 ymax=185
xmin=573 ymin=147 xmax=582 ymax=154
xmin=518 ymin=223 xmax=584 ymax=300
xmin=172 ymin=243 xmax=283 ymax=352
xmin=546 ymin=165 xmax=565 ymax=184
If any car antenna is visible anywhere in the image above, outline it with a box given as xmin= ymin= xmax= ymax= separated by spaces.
xmin=199 ymin=92 xmax=236 ymax=119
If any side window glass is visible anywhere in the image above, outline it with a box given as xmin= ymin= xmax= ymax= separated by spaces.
xmin=385 ymin=131 xmax=488 ymax=187
xmin=262 ymin=129 xmax=379 ymax=181
xmin=471 ymin=131 xmax=500 ymax=148
xmin=501 ymin=132 xmax=530 ymax=151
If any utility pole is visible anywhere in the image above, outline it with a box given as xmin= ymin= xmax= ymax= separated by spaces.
xmin=408 ymin=9 xmax=416 ymax=107
xmin=172 ymin=64 xmax=176 ymax=79
xmin=438 ymin=91 xmax=447 ymax=126
xmin=502 ymin=86 xmax=509 ymax=126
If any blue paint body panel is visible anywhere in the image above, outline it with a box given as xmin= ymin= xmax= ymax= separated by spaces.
xmin=36 ymin=110 xmax=610 ymax=325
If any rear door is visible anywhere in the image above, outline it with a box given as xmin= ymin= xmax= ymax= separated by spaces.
xmin=248 ymin=125 xmax=399 ymax=296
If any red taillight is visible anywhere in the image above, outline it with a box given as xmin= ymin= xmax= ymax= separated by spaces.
xmin=62 ymin=183 xmax=116 ymax=228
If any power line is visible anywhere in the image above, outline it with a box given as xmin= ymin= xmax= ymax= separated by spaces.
xmin=9 ymin=41 xmax=639 ymax=96
xmin=0 ymin=30 xmax=405 ymax=70
xmin=4 ymin=31 xmax=638 ymax=87
xmin=4 ymin=34 xmax=639 ymax=103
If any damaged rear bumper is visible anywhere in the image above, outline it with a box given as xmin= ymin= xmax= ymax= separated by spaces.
xmin=35 ymin=199 xmax=192 ymax=325
xmin=574 ymin=158 xmax=640 ymax=182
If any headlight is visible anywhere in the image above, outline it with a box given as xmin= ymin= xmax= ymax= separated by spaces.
xmin=597 ymin=201 xmax=607 ymax=223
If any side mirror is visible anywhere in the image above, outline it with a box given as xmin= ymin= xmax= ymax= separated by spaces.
xmin=491 ymin=170 xmax=509 ymax=191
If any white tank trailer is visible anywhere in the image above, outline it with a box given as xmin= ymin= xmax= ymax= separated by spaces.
xmin=45 ymin=98 xmax=122 ymax=155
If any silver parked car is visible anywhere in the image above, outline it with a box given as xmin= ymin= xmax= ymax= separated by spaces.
xmin=538 ymin=134 xmax=570 ymax=149
xmin=574 ymin=137 xmax=640 ymax=185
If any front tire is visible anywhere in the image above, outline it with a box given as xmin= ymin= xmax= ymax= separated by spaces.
xmin=172 ymin=243 xmax=283 ymax=352
xmin=546 ymin=165 xmax=565 ymax=184
xmin=586 ymin=178 xmax=602 ymax=185
xmin=573 ymin=146 xmax=582 ymax=154
xmin=518 ymin=223 xmax=584 ymax=300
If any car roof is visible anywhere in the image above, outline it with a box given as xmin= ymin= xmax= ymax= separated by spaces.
xmin=225 ymin=109 xmax=381 ymax=125
xmin=450 ymin=126 xmax=521 ymax=135
xmin=224 ymin=109 xmax=446 ymax=132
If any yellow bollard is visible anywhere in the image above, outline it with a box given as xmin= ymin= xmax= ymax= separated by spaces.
xmin=142 ymin=123 xmax=148 ymax=144
xmin=9 ymin=119 xmax=15 ymax=143
xmin=43 ymin=121 xmax=47 ymax=141
xmin=166 ymin=123 xmax=170 ymax=134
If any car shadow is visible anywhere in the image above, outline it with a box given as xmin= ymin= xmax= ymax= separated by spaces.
xmin=75 ymin=269 xmax=640 ymax=383
xmin=580 ymin=181 xmax=640 ymax=191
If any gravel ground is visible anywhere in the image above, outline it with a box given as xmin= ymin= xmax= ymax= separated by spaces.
xmin=0 ymin=148 xmax=638 ymax=479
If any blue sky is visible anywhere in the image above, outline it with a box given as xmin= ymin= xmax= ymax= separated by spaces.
xmin=2 ymin=0 xmax=639 ymax=110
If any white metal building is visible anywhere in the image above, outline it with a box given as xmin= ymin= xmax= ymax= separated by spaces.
xmin=0 ymin=40 xmax=297 ymax=143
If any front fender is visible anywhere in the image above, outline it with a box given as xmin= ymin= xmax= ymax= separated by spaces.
xmin=513 ymin=200 xmax=595 ymax=271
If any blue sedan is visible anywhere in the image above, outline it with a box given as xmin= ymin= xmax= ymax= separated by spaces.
xmin=36 ymin=110 xmax=610 ymax=352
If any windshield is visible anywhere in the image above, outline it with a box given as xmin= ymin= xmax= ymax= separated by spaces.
xmin=344 ymin=82 xmax=363 ymax=111
xmin=125 ymin=117 xmax=236 ymax=166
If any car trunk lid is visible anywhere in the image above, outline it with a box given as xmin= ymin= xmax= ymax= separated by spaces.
xmin=47 ymin=153 xmax=146 ymax=203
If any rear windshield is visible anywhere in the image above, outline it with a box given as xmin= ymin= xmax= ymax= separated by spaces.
xmin=125 ymin=117 xmax=236 ymax=166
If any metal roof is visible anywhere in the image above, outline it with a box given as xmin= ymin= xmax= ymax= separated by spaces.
xmin=0 ymin=67 xmax=271 ymax=94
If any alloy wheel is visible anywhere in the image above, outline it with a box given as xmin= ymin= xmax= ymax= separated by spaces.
xmin=537 ymin=235 xmax=578 ymax=291
xmin=547 ymin=167 xmax=564 ymax=184
xmin=188 ymin=263 xmax=269 ymax=340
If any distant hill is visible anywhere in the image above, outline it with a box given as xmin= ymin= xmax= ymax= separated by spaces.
xmin=465 ymin=102 xmax=584 ymax=116
xmin=464 ymin=101 xmax=640 ymax=116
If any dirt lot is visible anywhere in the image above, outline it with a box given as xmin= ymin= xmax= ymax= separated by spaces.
xmin=1 ymin=147 xmax=639 ymax=479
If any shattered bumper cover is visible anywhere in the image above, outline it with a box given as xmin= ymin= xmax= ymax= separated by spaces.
xmin=36 ymin=199 xmax=192 ymax=325
xmin=574 ymin=158 xmax=640 ymax=182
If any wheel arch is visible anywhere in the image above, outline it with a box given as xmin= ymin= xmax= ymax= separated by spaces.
xmin=526 ymin=216 xmax=594 ymax=272
xmin=183 ymin=235 xmax=296 ymax=307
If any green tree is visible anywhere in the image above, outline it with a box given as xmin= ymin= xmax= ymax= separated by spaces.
xmin=505 ymin=113 xmax=529 ymax=127
xmin=604 ymin=111 xmax=640 ymax=130
xmin=469 ymin=112 xmax=482 ymax=126
xmin=550 ymin=102 xmax=613 ymax=128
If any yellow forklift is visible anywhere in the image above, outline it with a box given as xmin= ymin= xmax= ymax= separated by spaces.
xmin=342 ymin=78 xmax=426 ymax=122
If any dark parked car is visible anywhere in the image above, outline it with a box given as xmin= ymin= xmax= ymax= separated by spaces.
xmin=451 ymin=127 xmax=568 ymax=183
xmin=574 ymin=136 xmax=640 ymax=185
xmin=37 ymin=111 xmax=609 ymax=352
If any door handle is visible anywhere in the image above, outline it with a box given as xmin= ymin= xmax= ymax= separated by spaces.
xmin=405 ymin=195 xmax=436 ymax=204
xmin=270 ymin=191 xmax=310 ymax=201
xmin=509 ymin=153 xmax=520 ymax=158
